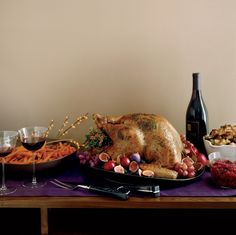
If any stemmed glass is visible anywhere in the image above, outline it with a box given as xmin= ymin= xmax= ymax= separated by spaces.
xmin=0 ymin=131 xmax=18 ymax=195
xmin=18 ymin=126 xmax=48 ymax=188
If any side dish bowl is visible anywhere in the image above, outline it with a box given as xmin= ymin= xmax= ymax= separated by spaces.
xmin=208 ymin=151 xmax=236 ymax=188
xmin=5 ymin=140 xmax=78 ymax=173
xmin=203 ymin=137 xmax=236 ymax=160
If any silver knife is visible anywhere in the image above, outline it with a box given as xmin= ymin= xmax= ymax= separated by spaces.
xmin=50 ymin=180 xmax=130 ymax=200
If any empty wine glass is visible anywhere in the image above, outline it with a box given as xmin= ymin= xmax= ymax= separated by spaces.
xmin=18 ymin=126 xmax=48 ymax=188
xmin=0 ymin=131 xmax=18 ymax=195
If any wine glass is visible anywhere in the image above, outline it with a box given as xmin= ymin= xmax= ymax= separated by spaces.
xmin=18 ymin=126 xmax=48 ymax=188
xmin=0 ymin=131 xmax=18 ymax=195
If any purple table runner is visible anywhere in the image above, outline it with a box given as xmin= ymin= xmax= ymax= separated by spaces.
xmin=4 ymin=165 xmax=236 ymax=197
xmin=161 ymin=172 xmax=236 ymax=196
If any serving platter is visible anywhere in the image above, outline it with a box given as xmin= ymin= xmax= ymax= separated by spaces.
xmin=5 ymin=140 xmax=78 ymax=173
xmin=77 ymin=161 xmax=205 ymax=188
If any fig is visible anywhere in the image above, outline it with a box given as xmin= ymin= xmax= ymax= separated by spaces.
xmin=114 ymin=165 xmax=125 ymax=174
xmin=129 ymin=160 xmax=139 ymax=173
xmin=142 ymin=170 xmax=154 ymax=177
xmin=138 ymin=168 xmax=142 ymax=176
xmin=120 ymin=155 xmax=130 ymax=168
xmin=98 ymin=152 xmax=110 ymax=162
xmin=103 ymin=160 xmax=115 ymax=171
xmin=197 ymin=153 xmax=208 ymax=166
xmin=130 ymin=152 xmax=141 ymax=163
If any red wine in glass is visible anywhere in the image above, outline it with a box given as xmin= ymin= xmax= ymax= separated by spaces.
xmin=18 ymin=126 xmax=48 ymax=188
xmin=0 ymin=147 xmax=14 ymax=157
xmin=0 ymin=131 xmax=18 ymax=195
xmin=22 ymin=137 xmax=46 ymax=151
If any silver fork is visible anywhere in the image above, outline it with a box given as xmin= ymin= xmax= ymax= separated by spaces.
xmin=50 ymin=179 xmax=89 ymax=190
xmin=50 ymin=179 xmax=130 ymax=200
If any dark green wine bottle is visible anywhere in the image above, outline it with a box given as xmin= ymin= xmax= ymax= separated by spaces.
xmin=186 ymin=73 xmax=209 ymax=155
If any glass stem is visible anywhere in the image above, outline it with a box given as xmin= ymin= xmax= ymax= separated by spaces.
xmin=1 ymin=159 xmax=7 ymax=190
xmin=32 ymin=152 xmax=37 ymax=185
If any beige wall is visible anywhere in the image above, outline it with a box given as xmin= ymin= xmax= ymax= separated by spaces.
xmin=1 ymin=0 xmax=236 ymax=142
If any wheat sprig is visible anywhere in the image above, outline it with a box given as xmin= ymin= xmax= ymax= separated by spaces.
xmin=56 ymin=113 xmax=88 ymax=138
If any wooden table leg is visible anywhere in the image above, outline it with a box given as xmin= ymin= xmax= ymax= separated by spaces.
xmin=41 ymin=207 xmax=48 ymax=235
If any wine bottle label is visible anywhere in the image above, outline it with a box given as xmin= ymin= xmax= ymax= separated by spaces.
xmin=186 ymin=121 xmax=199 ymax=138
xmin=186 ymin=121 xmax=207 ymax=154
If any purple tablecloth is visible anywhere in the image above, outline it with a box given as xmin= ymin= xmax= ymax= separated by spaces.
xmin=161 ymin=172 xmax=236 ymax=196
xmin=4 ymin=164 xmax=236 ymax=198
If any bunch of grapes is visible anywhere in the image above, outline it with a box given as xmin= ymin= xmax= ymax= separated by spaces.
xmin=174 ymin=157 xmax=196 ymax=178
xmin=180 ymin=134 xmax=208 ymax=166
xmin=174 ymin=134 xmax=209 ymax=178
xmin=76 ymin=151 xmax=100 ymax=167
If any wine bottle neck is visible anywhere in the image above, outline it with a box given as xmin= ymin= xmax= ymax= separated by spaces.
xmin=192 ymin=73 xmax=201 ymax=91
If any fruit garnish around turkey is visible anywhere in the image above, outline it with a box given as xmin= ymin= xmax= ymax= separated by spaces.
xmin=114 ymin=165 xmax=125 ymax=174
xmin=130 ymin=153 xmax=141 ymax=163
xmin=175 ymin=134 xmax=207 ymax=178
xmin=103 ymin=160 xmax=115 ymax=171
xmin=98 ymin=152 xmax=110 ymax=163
xmin=142 ymin=170 xmax=155 ymax=177
xmin=76 ymin=141 xmax=205 ymax=180
xmin=129 ymin=161 xmax=139 ymax=173
xmin=119 ymin=155 xmax=131 ymax=168
xmin=180 ymin=134 xmax=208 ymax=167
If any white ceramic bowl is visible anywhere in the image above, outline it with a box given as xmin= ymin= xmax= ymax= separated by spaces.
xmin=203 ymin=137 xmax=236 ymax=161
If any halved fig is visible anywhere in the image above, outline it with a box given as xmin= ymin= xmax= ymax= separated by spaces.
xmin=142 ymin=170 xmax=154 ymax=177
xmin=138 ymin=168 xmax=142 ymax=176
xmin=129 ymin=160 xmax=139 ymax=173
xmin=114 ymin=165 xmax=125 ymax=174
xmin=98 ymin=152 xmax=110 ymax=162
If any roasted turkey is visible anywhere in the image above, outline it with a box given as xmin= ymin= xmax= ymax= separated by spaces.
xmin=93 ymin=113 xmax=183 ymax=179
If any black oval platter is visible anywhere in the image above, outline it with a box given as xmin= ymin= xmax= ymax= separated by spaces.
xmin=78 ymin=162 xmax=205 ymax=189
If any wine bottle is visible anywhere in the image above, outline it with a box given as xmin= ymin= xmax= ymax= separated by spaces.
xmin=186 ymin=73 xmax=209 ymax=155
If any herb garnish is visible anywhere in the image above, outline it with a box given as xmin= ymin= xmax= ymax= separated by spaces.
xmin=84 ymin=128 xmax=112 ymax=149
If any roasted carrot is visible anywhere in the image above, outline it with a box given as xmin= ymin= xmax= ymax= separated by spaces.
xmin=5 ymin=142 xmax=76 ymax=164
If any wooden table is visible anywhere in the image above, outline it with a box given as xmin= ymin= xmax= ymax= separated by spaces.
xmin=1 ymin=196 xmax=236 ymax=235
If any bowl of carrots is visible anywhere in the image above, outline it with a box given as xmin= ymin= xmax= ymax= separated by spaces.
xmin=4 ymin=140 xmax=78 ymax=173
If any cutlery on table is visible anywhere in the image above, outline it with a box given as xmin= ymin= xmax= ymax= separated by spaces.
xmin=126 ymin=184 xmax=160 ymax=197
xmin=51 ymin=179 xmax=160 ymax=197
xmin=50 ymin=179 xmax=130 ymax=200
xmin=101 ymin=178 xmax=160 ymax=197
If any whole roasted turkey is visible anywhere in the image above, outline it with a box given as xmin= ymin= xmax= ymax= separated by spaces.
xmin=93 ymin=113 xmax=183 ymax=179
